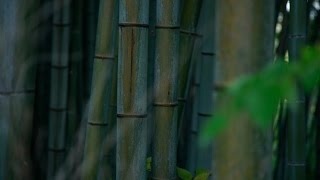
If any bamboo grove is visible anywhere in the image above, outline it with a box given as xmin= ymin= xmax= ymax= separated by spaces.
xmin=0 ymin=0 xmax=320 ymax=180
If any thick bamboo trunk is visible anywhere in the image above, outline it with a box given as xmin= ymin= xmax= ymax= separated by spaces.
xmin=151 ymin=0 xmax=180 ymax=179
xmin=214 ymin=0 xmax=274 ymax=179
xmin=47 ymin=0 xmax=71 ymax=178
xmin=286 ymin=0 xmax=307 ymax=179
xmin=117 ymin=0 xmax=149 ymax=179
xmin=82 ymin=0 xmax=118 ymax=179
xmin=0 ymin=0 xmax=39 ymax=179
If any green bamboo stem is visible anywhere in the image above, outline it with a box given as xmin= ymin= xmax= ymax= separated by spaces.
xmin=147 ymin=0 xmax=156 ymax=150
xmin=0 ymin=0 xmax=39 ymax=179
xmin=82 ymin=0 xmax=118 ymax=179
xmin=196 ymin=0 xmax=215 ymax=170
xmin=287 ymin=0 xmax=307 ymax=179
xmin=186 ymin=35 xmax=202 ymax=173
xmin=177 ymin=0 xmax=203 ymax=140
xmin=67 ymin=0 xmax=84 ymax=148
xmin=177 ymin=0 xmax=203 ymax=116
xmin=315 ymin=88 xmax=320 ymax=179
xmin=176 ymin=0 xmax=203 ymax=167
xmin=32 ymin=1 xmax=53 ymax=179
xmin=83 ymin=0 xmax=99 ymax=100
xmin=214 ymin=0 xmax=274 ymax=179
xmin=151 ymin=0 xmax=180 ymax=179
xmin=100 ymin=49 xmax=118 ymax=180
xmin=117 ymin=0 xmax=149 ymax=179
xmin=47 ymin=0 xmax=70 ymax=178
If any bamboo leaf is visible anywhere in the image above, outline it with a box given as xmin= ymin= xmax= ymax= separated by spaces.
xmin=177 ymin=167 xmax=193 ymax=180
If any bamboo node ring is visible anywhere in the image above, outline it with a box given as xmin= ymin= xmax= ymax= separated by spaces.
xmin=117 ymin=113 xmax=147 ymax=118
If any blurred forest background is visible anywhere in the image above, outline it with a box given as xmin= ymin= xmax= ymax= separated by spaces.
xmin=0 ymin=0 xmax=320 ymax=180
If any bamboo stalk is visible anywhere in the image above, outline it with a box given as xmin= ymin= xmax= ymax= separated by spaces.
xmin=117 ymin=0 xmax=149 ymax=179
xmin=214 ymin=0 xmax=275 ymax=179
xmin=185 ymin=35 xmax=202 ymax=173
xmin=83 ymin=0 xmax=99 ymax=100
xmin=47 ymin=0 xmax=71 ymax=178
xmin=176 ymin=0 xmax=203 ymax=167
xmin=177 ymin=0 xmax=203 ymax=121
xmin=151 ymin=0 xmax=180 ymax=179
xmin=32 ymin=0 xmax=53 ymax=179
xmin=196 ymin=0 xmax=215 ymax=170
xmin=287 ymin=0 xmax=307 ymax=179
xmin=82 ymin=0 xmax=118 ymax=179
xmin=0 ymin=0 xmax=39 ymax=179
xmin=67 ymin=0 xmax=84 ymax=148
xmin=315 ymin=89 xmax=320 ymax=179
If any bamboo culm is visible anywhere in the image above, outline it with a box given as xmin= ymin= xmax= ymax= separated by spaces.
xmin=117 ymin=0 xmax=150 ymax=179
xmin=151 ymin=0 xmax=180 ymax=179
xmin=82 ymin=0 xmax=118 ymax=179
xmin=47 ymin=0 xmax=71 ymax=178
xmin=286 ymin=0 xmax=307 ymax=179
xmin=196 ymin=0 xmax=215 ymax=170
xmin=0 ymin=0 xmax=39 ymax=179
xmin=214 ymin=0 xmax=275 ymax=179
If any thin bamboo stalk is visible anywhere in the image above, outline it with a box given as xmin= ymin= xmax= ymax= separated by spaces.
xmin=287 ymin=0 xmax=307 ymax=179
xmin=117 ymin=0 xmax=149 ymax=179
xmin=0 ymin=0 xmax=39 ymax=179
xmin=151 ymin=0 xmax=180 ymax=179
xmin=47 ymin=0 xmax=71 ymax=178
xmin=196 ymin=0 xmax=215 ymax=170
xmin=176 ymin=0 xmax=203 ymax=167
xmin=67 ymin=0 xmax=84 ymax=148
xmin=214 ymin=0 xmax=275 ymax=179
xmin=32 ymin=1 xmax=53 ymax=179
xmin=177 ymin=0 xmax=203 ymax=121
xmin=82 ymin=0 xmax=118 ymax=179
xmin=83 ymin=0 xmax=99 ymax=100
xmin=186 ymin=35 xmax=202 ymax=173
xmin=315 ymin=89 xmax=320 ymax=179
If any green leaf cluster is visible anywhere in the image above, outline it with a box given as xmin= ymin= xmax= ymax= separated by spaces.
xmin=201 ymin=46 xmax=320 ymax=145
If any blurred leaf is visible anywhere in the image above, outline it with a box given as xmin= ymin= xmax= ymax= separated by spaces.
xmin=146 ymin=157 xmax=152 ymax=172
xmin=195 ymin=168 xmax=209 ymax=176
xmin=194 ymin=172 xmax=211 ymax=180
xmin=177 ymin=167 xmax=193 ymax=180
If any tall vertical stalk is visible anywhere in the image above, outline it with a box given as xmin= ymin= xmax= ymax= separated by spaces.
xmin=177 ymin=0 xmax=203 ymax=120
xmin=67 ymin=0 xmax=84 ymax=148
xmin=214 ymin=0 xmax=274 ymax=179
xmin=82 ymin=0 xmax=117 ymax=179
xmin=186 ymin=35 xmax=202 ymax=172
xmin=176 ymin=0 xmax=203 ymax=166
xmin=196 ymin=0 xmax=215 ymax=170
xmin=151 ymin=0 xmax=180 ymax=179
xmin=47 ymin=0 xmax=70 ymax=178
xmin=287 ymin=0 xmax=307 ymax=179
xmin=0 ymin=0 xmax=39 ymax=179
xmin=83 ymin=0 xmax=99 ymax=100
xmin=117 ymin=0 xmax=149 ymax=179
